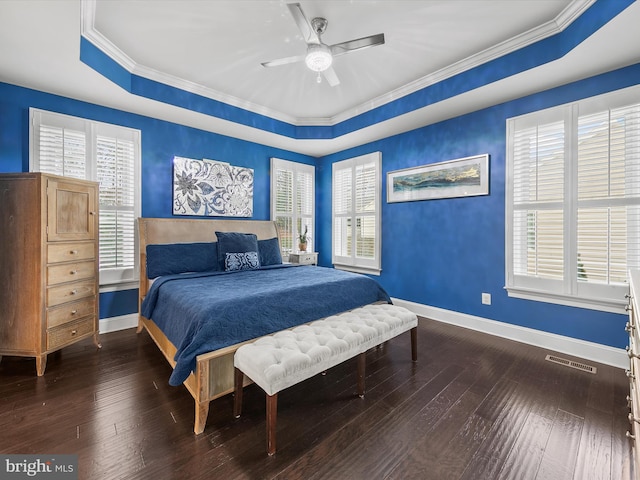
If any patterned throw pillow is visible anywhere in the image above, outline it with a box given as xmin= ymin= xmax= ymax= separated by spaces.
xmin=216 ymin=231 xmax=259 ymax=270
xmin=225 ymin=251 xmax=260 ymax=271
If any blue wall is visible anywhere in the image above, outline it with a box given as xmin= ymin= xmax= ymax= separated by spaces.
xmin=316 ymin=63 xmax=640 ymax=350
xmin=1 ymin=60 xmax=639 ymax=348
xmin=0 ymin=82 xmax=315 ymax=319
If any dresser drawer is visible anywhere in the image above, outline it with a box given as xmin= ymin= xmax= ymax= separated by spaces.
xmin=47 ymin=279 xmax=96 ymax=307
xmin=47 ymin=316 xmax=95 ymax=350
xmin=47 ymin=260 xmax=95 ymax=285
xmin=47 ymin=242 xmax=95 ymax=263
xmin=47 ymin=297 xmax=96 ymax=328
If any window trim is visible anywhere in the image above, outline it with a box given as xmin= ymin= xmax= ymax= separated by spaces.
xmin=505 ymin=85 xmax=640 ymax=314
xmin=332 ymin=151 xmax=382 ymax=276
xmin=29 ymin=108 xmax=141 ymax=288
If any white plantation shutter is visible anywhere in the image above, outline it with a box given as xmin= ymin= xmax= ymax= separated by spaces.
xmin=333 ymin=166 xmax=352 ymax=258
xmin=577 ymin=106 xmax=640 ymax=288
xmin=30 ymin=108 xmax=141 ymax=286
xmin=506 ymin=87 xmax=640 ymax=312
xmin=96 ymin=135 xmax=136 ymax=273
xmin=270 ymin=158 xmax=314 ymax=255
xmin=296 ymin=168 xmax=314 ymax=247
xmin=512 ymin=120 xmax=565 ymax=283
xmin=274 ymin=167 xmax=294 ymax=252
xmin=38 ymin=125 xmax=87 ymax=179
xmin=332 ymin=152 xmax=381 ymax=274
xmin=355 ymin=162 xmax=377 ymax=259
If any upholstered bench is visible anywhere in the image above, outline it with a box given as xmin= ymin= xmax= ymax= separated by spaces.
xmin=233 ymin=303 xmax=418 ymax=455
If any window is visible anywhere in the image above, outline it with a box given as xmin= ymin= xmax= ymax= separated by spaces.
xmin=506 ymin=87 xmax=640 ymax=313
xmin=30 ymin=108 xmax=141 ymax=287
xmin=270 ymin=158 xmax=315 ymax=255
xmin=332 ymin=152 xmax=382 ymax=275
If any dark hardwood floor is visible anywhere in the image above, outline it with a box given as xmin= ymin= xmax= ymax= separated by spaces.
xmin=0 ymin=318 xmax=634 ymax=480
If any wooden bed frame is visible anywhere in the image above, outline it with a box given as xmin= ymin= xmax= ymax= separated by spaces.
xmin=136 ymin=217 xmax=281 ymax=434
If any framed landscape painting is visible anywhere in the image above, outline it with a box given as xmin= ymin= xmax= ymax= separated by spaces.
xmin=387 ymin=154 xmax=489 ymax=203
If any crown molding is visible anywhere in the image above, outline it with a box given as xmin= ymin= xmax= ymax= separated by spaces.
xmin=80 ymin=0 xmax=595 ymax=128
xmin=81 ymin=0 xmax=136 ymax=73
xmin=130 ymin=63 xmax=301 ymax=125
xmin=329 ymin=0 xmax=596 ymax=125
xmin=80 ymin=0 xmax=298 ymax=125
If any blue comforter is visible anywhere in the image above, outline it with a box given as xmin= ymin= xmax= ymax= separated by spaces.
xmin=140 ymin=265 xmax=391 ymax=385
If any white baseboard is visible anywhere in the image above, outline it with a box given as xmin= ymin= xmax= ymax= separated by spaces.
xmin=391 ymin=297 xmax=628 ymax=370
xmin=99 ymin=313 xmax=138 ymax=334
xmin=97 ymin=302 xmax=628 ymax=369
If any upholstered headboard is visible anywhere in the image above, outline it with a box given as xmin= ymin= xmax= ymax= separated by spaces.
xmin=137 ymin=217 xmax=279 ymax=299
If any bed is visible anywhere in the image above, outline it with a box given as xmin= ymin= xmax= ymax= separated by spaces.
xmin=136 ymin=217 xmax=391 ymax=434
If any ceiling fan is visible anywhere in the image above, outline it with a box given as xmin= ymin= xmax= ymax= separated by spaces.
xmin=261 ymin=2 xmax=385 ymax=87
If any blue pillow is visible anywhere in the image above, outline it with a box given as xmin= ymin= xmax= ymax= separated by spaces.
xmin=146 ymin=242 xmax=218 ymax=279
xmin=215 ymin=231 xmax=260 ymax=270
xmin=258 ymin=237 xmax=283 ymax=266
xmin=225 ymin=251 xmax=260 ymax=271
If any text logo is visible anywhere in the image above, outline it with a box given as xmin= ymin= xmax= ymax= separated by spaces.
xmin=1 ymin=455 xmax=78 ymax=479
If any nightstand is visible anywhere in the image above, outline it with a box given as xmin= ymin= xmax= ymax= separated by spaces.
xmin=288 ymin=252 xmax=318 ymax=265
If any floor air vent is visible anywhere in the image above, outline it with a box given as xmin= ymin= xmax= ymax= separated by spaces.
xmin=545 ymin=354 xmax=597 ymax=374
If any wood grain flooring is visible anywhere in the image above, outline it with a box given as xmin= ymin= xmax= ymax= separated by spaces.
xmin=0 ymin=317 xmax=634 ymax=480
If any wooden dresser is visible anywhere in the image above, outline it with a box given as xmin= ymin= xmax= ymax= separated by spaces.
xmin=0 ymin=173 xmax=100 ymax=375
xmin=627 ymin=269 xmax=640 ymax=477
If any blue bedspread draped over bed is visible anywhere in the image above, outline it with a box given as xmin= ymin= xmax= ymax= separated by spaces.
xmin=140 ymin=265 xmax=391 ymax=386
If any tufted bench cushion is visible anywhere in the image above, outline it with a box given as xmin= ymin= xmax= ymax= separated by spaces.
xmin=233 ymin=303 xmax=418 ymax=454
xmin=234 ymin=303 xmax=417 ymax=396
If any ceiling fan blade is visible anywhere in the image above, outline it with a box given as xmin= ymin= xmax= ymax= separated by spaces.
xmin=330 ymin=33 xmax=385 ymax=57
xmin=322 ymin=66 xmax=340 ymax=87
xmin=287 ymin=3 xmax=320 ymax=44
xmin=261 ymin=54 xmax=306 ymax=68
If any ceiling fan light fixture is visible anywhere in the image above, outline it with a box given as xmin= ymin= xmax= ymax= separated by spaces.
xmin=305 ymin=43 xmax=333 ymax=72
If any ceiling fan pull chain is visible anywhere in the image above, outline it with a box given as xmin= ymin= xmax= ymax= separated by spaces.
xmin=316 ymin=73 xmax=322 ymax=84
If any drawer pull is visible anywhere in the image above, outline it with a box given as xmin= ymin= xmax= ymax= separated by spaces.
xmin=71 ymin=330 xmax=77 ymax=336
xmin=90 ymin=211 xmax=97 ymax=216
xmin=70 ymin=289 xmax=77 ymax=296
xmin=70 ymin=310 xmax=77 ymax=316
xmin=70 ymin=250 xmax=78 ymax=255
xmin=627 ymin=431 xmax=636 ymax=440
xmin=70 ymin=270 xmax=77 ymax=275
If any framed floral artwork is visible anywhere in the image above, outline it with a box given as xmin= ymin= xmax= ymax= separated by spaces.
xmin=173 ymin=156 xmax=254 ymax=217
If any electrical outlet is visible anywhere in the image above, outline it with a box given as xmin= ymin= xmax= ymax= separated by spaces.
xmin=482 ymin=293 xmax=491 ymax=305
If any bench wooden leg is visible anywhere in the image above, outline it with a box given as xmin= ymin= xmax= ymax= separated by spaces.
xmin=357 ymin=352 xmax=366 ymax=398
xmin=266 ymin=393 xmax=278 ymax=455
xmin=411 ymin=327 xmax=418 ymax=362
xmin=234 ymin=368 xmax=244 ymax=418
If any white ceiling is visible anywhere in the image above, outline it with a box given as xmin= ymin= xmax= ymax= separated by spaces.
xmin=1 ymin=1 xmax=639 ymax=156
xmin=90 ymin=0 xmax=576 ymax=123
